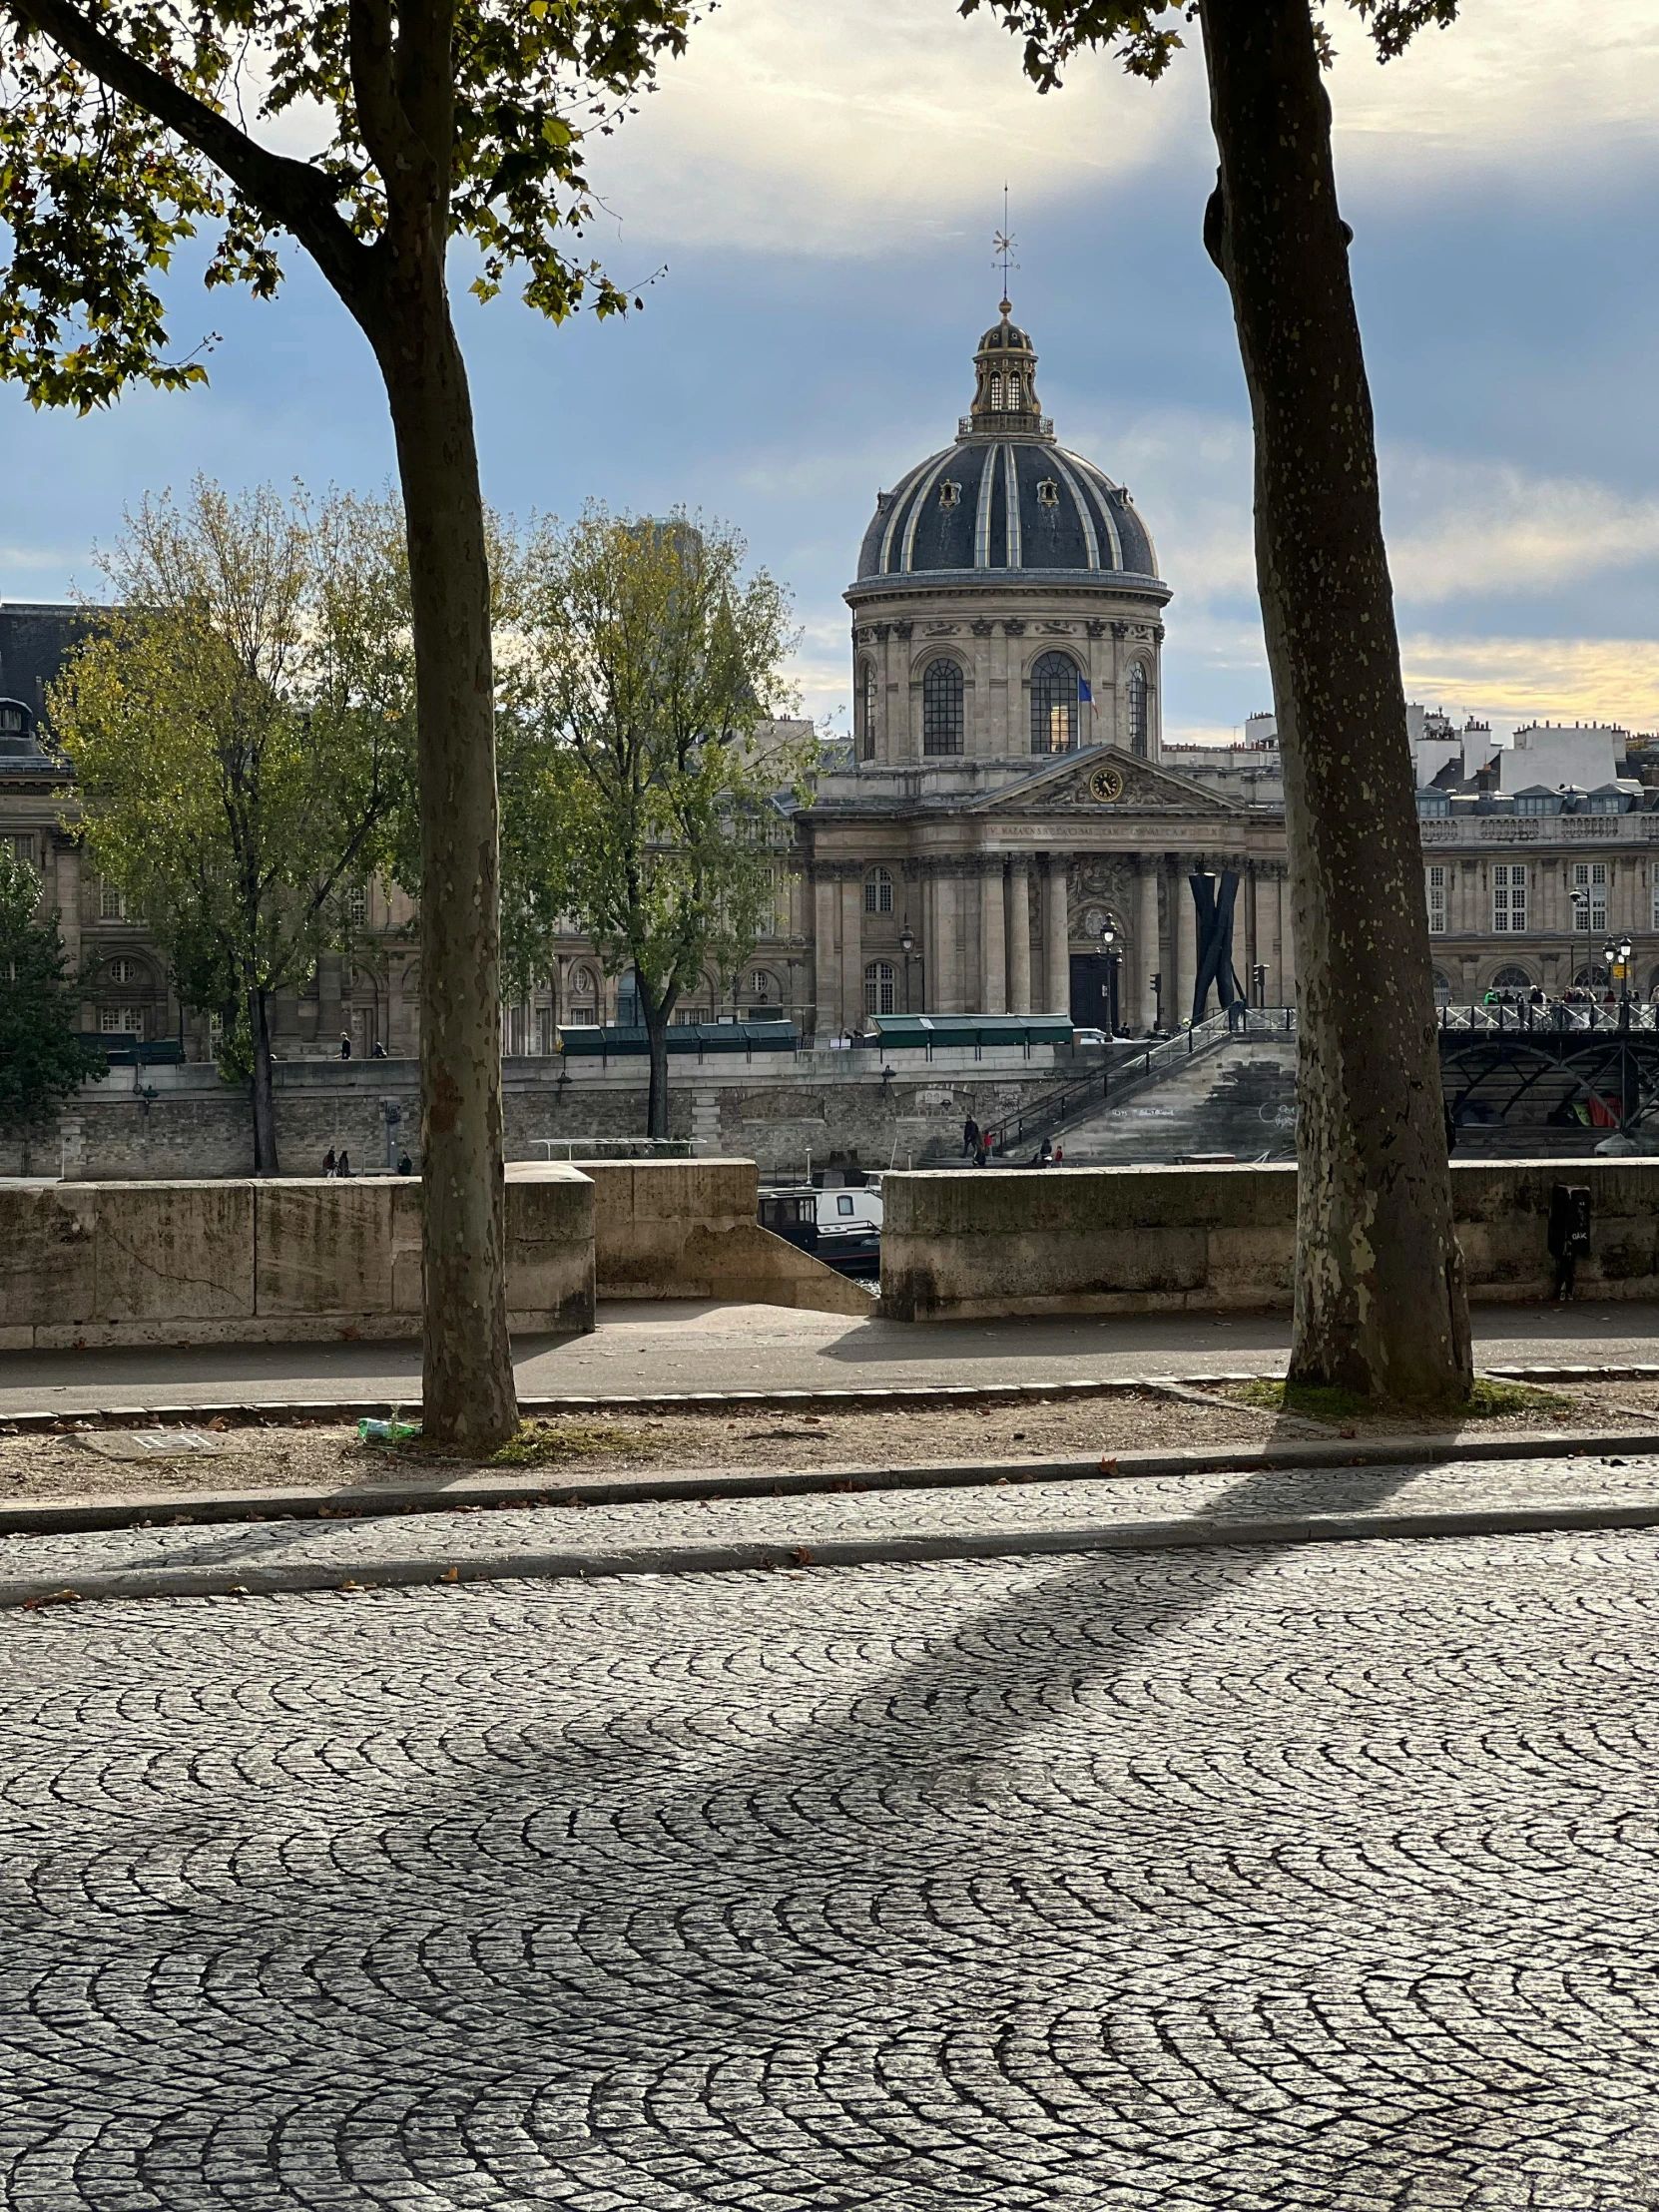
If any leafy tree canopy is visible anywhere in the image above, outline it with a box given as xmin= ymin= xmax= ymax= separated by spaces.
xmin=50 ymin=478 xmax=415 ymax=1162
xmin=955 ymin=0 xmax=1459 ymax=86
xmin=0 ymin=0 xmax=699 ymax=408
xmin=496 ymin=505 xmax=810 ymax=1129
xmin=0 ymin=840 xmax=104 ymax=1136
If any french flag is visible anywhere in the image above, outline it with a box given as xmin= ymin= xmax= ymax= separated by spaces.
xmin=1078 ymin=677 xmax=1100 ymax=720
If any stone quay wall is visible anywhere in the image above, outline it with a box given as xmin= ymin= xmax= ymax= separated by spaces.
xmin=586 ymin=1160 xmax=869 ymax=1316
xmin=0 ymin=1052 xmax=1071 ymax=1183
xmin=0 ymin=1168 xmax=595 ymax=1351
xmin=878 ymin=1157 xmax=1659 ymax=1321
xmin=0 ymin=1159 xmax=863 ymax=1350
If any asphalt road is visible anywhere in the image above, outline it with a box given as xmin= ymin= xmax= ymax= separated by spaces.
xmin=7 ymin=1526 xmax=1659 ymax=2207
xmin=2 ymin=1296 xmax=1657 ymax=1415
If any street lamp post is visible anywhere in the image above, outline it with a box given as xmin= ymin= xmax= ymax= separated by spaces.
xmin=1608 ymin=930 xmax=1634 ymax=1027
xmin=898 ymin=924 xmax=915 ymax=1016
xmin=1098 ymin=917 xmax=1121 ymax=1035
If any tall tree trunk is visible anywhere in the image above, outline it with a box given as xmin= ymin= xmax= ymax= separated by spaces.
xmin=1199 ymin=0 xmax=1470 ymax=1406
xmin=368 ymin=238 xmax=517 ymax=1451
xmin=643 ymin=997 xmax=672 ymax=1140
xmin=249 ymin=983 xmax=277 ymax=1175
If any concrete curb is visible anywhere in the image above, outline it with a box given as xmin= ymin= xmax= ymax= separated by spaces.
xmin=7 ymin=1427 xmax=1659 ymax=1539
xmin=2 ymin=1359 xmax=1656 ymax=1433
xmin=11 ymin=1480 xmax=1659 ymax=1613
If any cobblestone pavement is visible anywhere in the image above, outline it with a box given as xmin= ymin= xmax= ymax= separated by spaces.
xmin=8 ymin=1531 xmax=1659 ymax=2208
xmin=4 ymin=1446 xmax=1659 ymax=1603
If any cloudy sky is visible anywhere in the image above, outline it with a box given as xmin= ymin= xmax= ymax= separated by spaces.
xmin=4 ymin=0 xmax=1658 ymax=744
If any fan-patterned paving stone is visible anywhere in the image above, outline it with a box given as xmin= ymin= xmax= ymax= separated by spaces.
xmin=5 ymin=1531 xmax=1659 ymax=2207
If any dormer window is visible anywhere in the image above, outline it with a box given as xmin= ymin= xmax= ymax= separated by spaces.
xmin=1036 ymin=478 xmax=1060 ymax=508
xmin=939 ymin=480 xmax=960 ymax=509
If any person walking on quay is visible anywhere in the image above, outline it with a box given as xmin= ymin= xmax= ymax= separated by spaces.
xmin=963 ymin=1113 xmax=980 ymax=1159
xmin=322 ymin=1147 xmax=336 ymax=1178
xmin=335 ymin=1148 xmax=351 ymax=1177
xmin=338 ymin=1030 xmax=352 ymax=1060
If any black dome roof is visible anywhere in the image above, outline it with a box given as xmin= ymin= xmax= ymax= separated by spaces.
xmin=855 ymin=437 xmax=1159 ymax=584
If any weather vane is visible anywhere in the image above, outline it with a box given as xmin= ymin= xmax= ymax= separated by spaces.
xmin=992 ymin=184 xmax=1018 ymax=314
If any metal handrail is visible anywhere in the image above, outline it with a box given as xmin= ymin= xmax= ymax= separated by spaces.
xmin=984 ymin=1005 xmax=1296 ymax=1157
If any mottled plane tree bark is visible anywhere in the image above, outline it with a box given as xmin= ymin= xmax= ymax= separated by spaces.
xmin=960 ymin=0 xmax=1471 ymax=1405
xmin=0 ymin=0 xmax=695 ymax=1445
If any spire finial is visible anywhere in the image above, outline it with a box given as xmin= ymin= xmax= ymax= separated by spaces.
xmin=992 ymin=183 xmax=1017 ymax=316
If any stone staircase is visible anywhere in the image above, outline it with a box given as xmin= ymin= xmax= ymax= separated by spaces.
xmin=1058 ymin=1037 xmax=1299 ymax=1165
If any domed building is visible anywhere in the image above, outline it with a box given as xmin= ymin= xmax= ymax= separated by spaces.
xmin=848 ymin=308 xmax=1167 ymax=767
xmin=799 ymin=307 xmax=1298 ymax=1038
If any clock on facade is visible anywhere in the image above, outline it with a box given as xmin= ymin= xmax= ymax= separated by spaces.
xmin=1088 ymin=765 xmax=1125 ymax=804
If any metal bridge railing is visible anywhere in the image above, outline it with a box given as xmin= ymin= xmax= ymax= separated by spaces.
xmin=1441 ymin=1000 xmax=1658 ymax=1035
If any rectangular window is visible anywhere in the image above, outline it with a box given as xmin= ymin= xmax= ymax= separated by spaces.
xmin=346 ymin=884 xmax=367 ymax=927
xmin=1652 ymin=863 xmax=1659 ymax=932
xmin=1492 ymin=863 xmax=1526 ymax=933
xmin=1572 ymin=861 xmax=1607 ymax=932
xmin=1426 ymin=865 xmax=1447 ymax=934
xmin=99 ymin=1006 xmax=143 ymax=1034
xmin=8 ymin=832 xmax=34 ymax=868
xmin=100 ymin=881 xmax=125 ymax=920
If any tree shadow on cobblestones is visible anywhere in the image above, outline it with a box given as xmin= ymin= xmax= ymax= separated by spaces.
xmin=9 ymin=1449 xmax=1659 ymax=2212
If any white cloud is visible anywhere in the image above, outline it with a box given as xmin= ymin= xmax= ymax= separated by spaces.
xmin=1399 ymin=633 xmax=1659 ymax=733
xmin=584 ymin=0 xmax=1202 ymax=258
xmin=1384 ymin=456 xmax=1659 ymax=604
xmin=1329 ymin=0 xmax=1659 ymax=187
xmin=579 ymin=0 xmax=1659 ymax=262
xmin=1060 ymin=410 xmax=1659 ymax=621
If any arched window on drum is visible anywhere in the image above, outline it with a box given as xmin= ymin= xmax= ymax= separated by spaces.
xmin=1127 ymin=662 xmax=1150 ymax=758
xmin=859 ymin=661 xmax=877 ymax=762
xmin=863 ymin=867 xmax=893 ymax=915
xmin=1030 ymin=652 xmax=1080 ymax=756
xmin=922 ymin=658 xmax=964 ymax=756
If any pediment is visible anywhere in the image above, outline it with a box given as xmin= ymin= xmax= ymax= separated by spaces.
xmin=966 ymin=744 xmax=1244 ymax=819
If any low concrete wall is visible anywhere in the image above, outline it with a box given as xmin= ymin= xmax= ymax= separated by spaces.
xmin=586 ymin=1158 xmax=870 ymax=1316
xmin=0 ymin=1168 xmax=595 ymax=1349
xmin=878 ymin=1157 xmax=1659 ymax=1321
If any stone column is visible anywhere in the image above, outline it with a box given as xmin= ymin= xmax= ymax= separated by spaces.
xmin=317 ymin=952 xmax=343 ymax=1052
xmin=813 ymin=872 xmax=840 ymax=1042
xmin=934 ymin=868 xmax=964 ymax=1013
xmin=1281 ymin=867 xmax=1300 ymax=1004
xmin=1176 ymin=863 xmax=1198 ymax=1024
xmin=1007 ymin=857 xmax=1032 ymax=1013
xmin=838 ymin=874 xmax=864 ymax=1034
xmin=54 ymin=840 xmax=89 ymax=1028
xmin=980 ymin=860 xmax=1006 ymax=1013
xmin=1043 ymin=859 xmax=1071 ymax=1015
xmin=1136 ymin=859 xmax=1160 ymax=1029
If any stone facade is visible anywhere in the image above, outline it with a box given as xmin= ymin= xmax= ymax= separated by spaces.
xmin=1419 ymin=812 xmax=1659 ymax=1003
xmin=10 ymin=309 xmax=1658 ymax=1061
